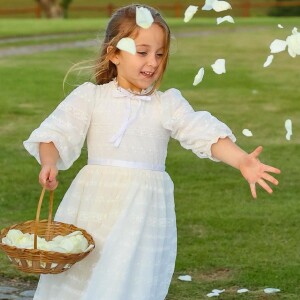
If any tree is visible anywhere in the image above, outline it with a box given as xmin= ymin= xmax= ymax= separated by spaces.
xmin=35 ymin=0 xmax=74 ymax=18
xmin=268 ymin=0 xmax=300 ymax=16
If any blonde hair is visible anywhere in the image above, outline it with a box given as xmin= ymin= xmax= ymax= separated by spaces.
xmin=65 ymin=4 xmax=171 ymax=93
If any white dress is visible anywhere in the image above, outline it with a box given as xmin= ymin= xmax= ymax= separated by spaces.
xmin=24 ymin=80 xmax=235 ymax=300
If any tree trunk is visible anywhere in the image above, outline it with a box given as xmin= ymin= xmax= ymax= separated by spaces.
xmin=36 ymin=0 xmax=63 ymax=18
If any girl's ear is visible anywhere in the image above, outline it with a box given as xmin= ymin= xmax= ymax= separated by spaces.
xmin=107 ymin=46 xmax=120 ymax=66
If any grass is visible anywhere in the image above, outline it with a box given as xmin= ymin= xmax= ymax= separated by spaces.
xmin=0 ymin=18 xmax=300 ymax=299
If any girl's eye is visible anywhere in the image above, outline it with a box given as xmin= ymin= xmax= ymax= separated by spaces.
xmin=156 ymin=53 xmax=164 ymax=58
xmin=137 ymin=52 xmax=147 ymax=56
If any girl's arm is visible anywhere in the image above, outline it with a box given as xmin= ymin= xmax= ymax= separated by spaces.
xmin=39 ymin=142 xmax=59 ymax=190
xmin=211 ymin=137 xmax=281 ymax=198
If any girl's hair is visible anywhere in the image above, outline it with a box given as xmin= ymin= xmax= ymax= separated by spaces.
xmin=95 ymin=4 xmax=171 ymax=93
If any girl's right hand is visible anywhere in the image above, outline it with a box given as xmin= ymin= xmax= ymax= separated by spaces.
xmin=39 ymin=164 xmax=59 ymax=190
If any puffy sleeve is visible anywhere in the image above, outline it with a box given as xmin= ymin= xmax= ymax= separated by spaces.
xmin=23 ymin=82 xmax=97 ymax=170
xmin=159 ymin=88 xmax=236 ymax=161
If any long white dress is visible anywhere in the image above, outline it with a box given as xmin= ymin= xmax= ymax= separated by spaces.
xmin=23 ymin=80 xmax=235 ymax=300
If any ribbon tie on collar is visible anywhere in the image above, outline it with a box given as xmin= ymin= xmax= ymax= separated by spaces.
xmin=110 ymin=88 xmax=152 ymax=147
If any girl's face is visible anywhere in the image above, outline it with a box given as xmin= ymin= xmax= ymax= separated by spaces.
xmin=112 ymin=23 xmax=165 ymax=93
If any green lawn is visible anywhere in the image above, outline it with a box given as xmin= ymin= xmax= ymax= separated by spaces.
xmin=0 ymin=18 xmax=299 ymax=299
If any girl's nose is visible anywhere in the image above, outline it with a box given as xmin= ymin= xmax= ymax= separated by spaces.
xmin=147 ymin=54 xmax=159 ymax=68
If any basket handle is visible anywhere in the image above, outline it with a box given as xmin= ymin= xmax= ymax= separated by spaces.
xmin=34 ymin=187 xmax=54 ymax=249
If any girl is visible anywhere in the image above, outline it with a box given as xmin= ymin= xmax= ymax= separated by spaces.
xmin=24 ymin=4 xmax=280 ymax=300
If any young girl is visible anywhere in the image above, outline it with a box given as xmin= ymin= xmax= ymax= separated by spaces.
xmin=24 ymin=4 xmax=280 ymax=300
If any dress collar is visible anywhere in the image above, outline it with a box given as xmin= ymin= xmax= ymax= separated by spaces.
xmin=112 ymin=78 xmax=153 ymax=101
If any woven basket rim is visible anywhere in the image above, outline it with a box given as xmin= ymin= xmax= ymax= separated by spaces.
xmin=0 ymin=219 xmax=95 ymax=258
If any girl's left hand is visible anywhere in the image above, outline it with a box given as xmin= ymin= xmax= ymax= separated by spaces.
xmin=239 ymin=146 xmax=281 ymax=198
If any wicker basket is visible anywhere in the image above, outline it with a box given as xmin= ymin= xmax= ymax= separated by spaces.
xmin=0 ymin=187 xmax=95 ymax=274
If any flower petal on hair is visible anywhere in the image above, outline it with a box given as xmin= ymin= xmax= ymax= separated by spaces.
xmin=178 ymin=275 xmax=192 ymax=281
xmin=242 ymin=129 xmax=253 ymax=137
xmin=216 ymin=15 xmax=234 ymax=25
xmin=193 ymin=67 xmax=205 ymax=85
xmin=212 ymin=1 xmax=232 ymax=12
xmin=264 ymin=288 xmax=281 ymax=294
xmin=237 ymin=288 xmax=249 ymax=293
xmin=116 ymin=38 xmax=136 ymax=55
xmin=269 ymin=39 xmax=287 ymax=53
xmin=263 ymin=55 xmax=274 ymax=67
xmin=184 ymin=5 xmax=198 ymax=22
xmin=202 ymin=0 xmax=216 ymax=10
xmin=285 ymin=119 xmax=292 ymax=140
xmin=136 ymin=7 xmax=154 ymax=29
xmin=211 ymin=58 xmax=226 ymax=74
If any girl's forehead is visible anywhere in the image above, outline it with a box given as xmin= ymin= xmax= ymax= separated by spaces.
xmin=134 ymin=24 xmax=165 ymax=44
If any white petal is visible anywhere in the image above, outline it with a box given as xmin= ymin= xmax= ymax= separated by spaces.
xmin=206 ymin=292 xmax=220 ymax=297
xmin=285 ymin=119 xmax=292 ymax=140
xmin=212 ymin=289 xmax=225 ymax=294
xmin=184 ymin=5 xmax=198 ymax=22
xmin=237 ymin=288 xmax=249 ymax=293
xmin=202 ymin=0 xmax=216 ymax=10
xmin=292 ymin=27 xmax=298 ymax=35
xmin=216 ymin=15 xmax=234 ymax=25
xmin=211 ymin=58 xmax=226 ymax=74
xmin=212 ymin=1 xmax=232 ymax=12
xmin=178 ymin=275 xmax=192 ymax=281
xmin=116 ymin=38 xmax=136 ymax=55
xmin=136 ymin=7 xmax=154 ymax=29
xmin=263 ymin=55 xmax=274 ymax=67
xmin=278 ymin=24 xmax=284 ymax=29
xmin=193 ymin=67 xmax=205 ymax=85
xmin=270 ymin=39 xmax=287 ymax=53
xmin=264 ymin=288 xmax=281 ymax=294
xmin=242 ymin=129 xmax=253 ymax=137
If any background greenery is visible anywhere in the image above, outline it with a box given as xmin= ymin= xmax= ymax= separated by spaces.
xmin=0 ymin=17 xmax=299 ymax=299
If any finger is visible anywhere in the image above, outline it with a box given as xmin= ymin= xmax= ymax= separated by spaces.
xmin=251 ymin=146 xmax=263 ymax=158
xmin=262 ymin=164 xmax=281 ymax=174
xmin=257 ymin=178 xmax=273 ymax=194
xmin=48 ymin=168 xmax=57 ymax=182
xmin=261 ymin=173 xmax=279 ymax=185
xmin=250 ymin=183 xmax=257 ymax=199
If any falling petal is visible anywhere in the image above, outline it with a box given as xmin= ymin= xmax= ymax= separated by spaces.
xmin=242 ymin=129 xmax=253 ymax=137
xmin=212 ymin=0 xmax=232 ymax=12
xmin=184 ymin=5 xmax=198 ymax=22
xmin=264 ymin=288 xmax=281 ymax=294
xmin=263 ymin=55 xmax=274 ymax=67
xmin=285 ymin=119 xmax=292 ymax=140
xmin=116 ymin=38 xmax=136 ymax=55
xmin=193 ymin=67 xmax=205 ymax=85
xmin=136 ymin=6 xmax=154 ymax=29
xmin=237 ymin=288 xmax=249 ymax=293
xmin=202 ymin=0 xmax=216 ymax=10
xmin=211 ymin=58 xmax=226 ymax=74
xmin=178 ymin=275 xmax=192 ymax=281
xmin=216 ymin=15 xmax=234 ymax=25
xmin=278 ymin=24 xmax=284 ymax=29
xmin=286 ymin=27 xmax=300 ymax=57
xmin=270 ymin=39 xmax=287 ymax=53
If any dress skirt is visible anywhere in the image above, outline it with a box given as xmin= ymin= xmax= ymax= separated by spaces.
xmin=33 ymin=165 xmax=177 ymax=300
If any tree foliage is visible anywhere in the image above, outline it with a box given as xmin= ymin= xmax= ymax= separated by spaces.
xmin=268 ymin=0 xmax=300 ymax=16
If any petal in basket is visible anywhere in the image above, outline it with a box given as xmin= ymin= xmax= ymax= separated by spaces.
xmin=0 ymin=188 xmax=95 ymax=274
xmin=2 ymin=229 xmax=92 ymax=254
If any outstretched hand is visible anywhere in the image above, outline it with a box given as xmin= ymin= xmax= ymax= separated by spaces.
xmin=239 ymin=146 xmax=281 ymax=198
xmin=39 ymin=164 xmax=59 ymax=191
